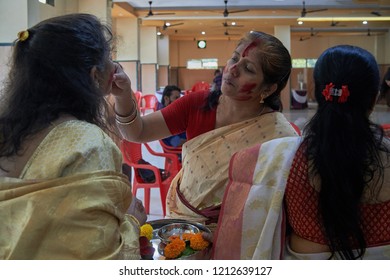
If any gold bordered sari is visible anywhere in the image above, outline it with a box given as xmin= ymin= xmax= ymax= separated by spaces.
xmin=165 ymin=112 xmax=298 ymax=226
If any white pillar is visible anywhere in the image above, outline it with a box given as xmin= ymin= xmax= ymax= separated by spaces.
xmin=140 ymin=26 xmax=158 ymax=94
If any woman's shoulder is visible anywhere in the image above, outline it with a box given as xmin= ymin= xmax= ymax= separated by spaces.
xmin=50 ymin=120 xmax=117 ymax=150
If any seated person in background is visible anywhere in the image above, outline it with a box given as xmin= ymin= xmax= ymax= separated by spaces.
xmin=211 ymin=69 xmax=222 ymax=92
xmin=213 ymin=45 xmax=390 ymax=260
xmin=157 ymin=85 xmax=187 ymax=148
xmin=0 ymin=14 xmax=146 ymax=260
xmin=110 ymin=31 xmax=298 ymax=224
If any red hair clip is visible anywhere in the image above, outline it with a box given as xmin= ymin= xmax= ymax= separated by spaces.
xmin=322 ymin=83 xmax=350 ymax=103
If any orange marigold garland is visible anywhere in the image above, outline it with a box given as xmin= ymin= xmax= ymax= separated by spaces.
xmin=163 ymin=232 xmax=210 ymax=259
xmin=164 ymin=238 xmax=186 ymax=259
xmin=189 ymin=233 xmax=210 ymax=251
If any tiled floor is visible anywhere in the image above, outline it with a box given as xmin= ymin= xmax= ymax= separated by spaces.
xmin=135 ymin=103 xmax=390 ymax=222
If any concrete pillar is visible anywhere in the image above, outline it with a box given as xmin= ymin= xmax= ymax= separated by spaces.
xmin=158 ymin=35 xmax=170 ymax=89
xmin=140 ymin=26 xmax=158 ymax=94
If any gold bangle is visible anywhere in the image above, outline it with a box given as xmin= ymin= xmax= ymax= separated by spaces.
xmin=115 ymin=108 xmax=138 ymax=125
xmin=114 ymin=98 xmax=138 ymax=121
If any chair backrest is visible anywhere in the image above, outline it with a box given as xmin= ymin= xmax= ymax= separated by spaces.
xmin=134 ymin=91 xmax=142 ymax=107
xmin=120 ymin=140 xmax=142 ymax=165
xmin=191 ymin=81 xmax=210 ymax=92
xmin=140 ymin=95 xmax=159 ymax=114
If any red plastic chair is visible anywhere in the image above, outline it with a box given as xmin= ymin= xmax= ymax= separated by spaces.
xmin=191 ymin=81 xmax=210 ymax=92
xmin=159 ymin=140 xmax=183 ymax=169
xmin=120 ymin=140 xmax=180 ymax=216
xmin=134 ymin=91 xmax=142 ymax=107
xmin=140 ymin=94 xmax=159 ymax=115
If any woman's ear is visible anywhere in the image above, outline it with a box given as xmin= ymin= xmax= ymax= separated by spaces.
xmin=90 ymin=66 xmax=99 ymax=87
xmin=263 ymin=83 xmax=278 ymax=98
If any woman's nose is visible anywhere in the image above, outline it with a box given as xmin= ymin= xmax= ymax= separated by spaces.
xmin=230 ymin=64 xmax=239 ymax=77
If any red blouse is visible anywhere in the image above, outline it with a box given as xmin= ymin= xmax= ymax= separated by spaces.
xmin=285 ymin=145 xmax=390 ymax=246
xmin=160 ymin=90 xmax=216 ymax=140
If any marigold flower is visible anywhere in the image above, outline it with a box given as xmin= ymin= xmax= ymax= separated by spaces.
xmin=164 ymin=238 xmax=186 ymax=259
xmin=140 ymin=223 xmax=153 ymax=240
xmin=181 ymin=233 xmax=193 ymax=241
xmin=189 ymin=233 xmax=210 ymax=251
xmin=168 ymin=235 xmax=181 ymax=242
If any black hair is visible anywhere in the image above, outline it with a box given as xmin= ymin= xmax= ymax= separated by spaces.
xmin=304 ymin=45 xmax=387 ymax=259
xmin=204 ymin=31 xmax=291 ymax=111
xmin=0 ymin=13 xmax=112 ymax=160
xmin=161 ymin=85 xmax=181 ymax=107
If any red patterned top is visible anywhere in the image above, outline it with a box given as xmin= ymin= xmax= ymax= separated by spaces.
xmin=285 ymin=145 xmax=390 ymax=246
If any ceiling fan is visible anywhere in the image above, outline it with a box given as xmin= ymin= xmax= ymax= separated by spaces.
xmin=300 ymin=1 xmax=328 ymax=17
xmin=146 ymin=1 xmax=175 ymax=18
xmin=222 ymin=21 xmax=244 ymax=28
xmin=222 ymin=0 xmax=249 ymax=18
xmin=162 ymin=21 xmax=184 ymax=30
xmin=224 ymin=29 xmax=240 ymax=36
xmin=330 ymin=20 xmax=346 ymax=27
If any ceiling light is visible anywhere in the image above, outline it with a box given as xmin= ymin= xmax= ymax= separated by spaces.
xmin=363 ymin=20 xmax=368 ymax=24
xmin=201 ymin=31 xmax=206 ymax=35
xmin=157 ymin=31 xmax=162 ymax=36
xmin=298 ymin=21 xmax=303 ymax=25
xmin=197 ymin=40 xmax=206 ymax=49
xmin=165 ymin=22 xmax=171 ymax=26
xmin=232 ymin=22 xmax=236 ymax=26
xmin=298 ymin=17 xmax=390 ymax=22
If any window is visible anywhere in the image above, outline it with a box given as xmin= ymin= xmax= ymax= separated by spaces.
xmin=292 ymin=58 xmax=317 ymax=68
xmin=39 ymin=0 xmax=55 ymax=6
xmin=187 ymin=58 xmax=218 ymax=69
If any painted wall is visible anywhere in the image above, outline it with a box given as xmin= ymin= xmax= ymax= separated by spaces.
xmin=114 ymin=17 xmax=139 ymax=61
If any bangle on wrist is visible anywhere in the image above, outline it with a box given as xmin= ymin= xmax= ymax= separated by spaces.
xmin=114 ymin=98 xmax=137 ymax=119
xmin=115 ymin=107 xmax=138 ymax=125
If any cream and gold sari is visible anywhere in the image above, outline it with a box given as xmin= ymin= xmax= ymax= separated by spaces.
xmin=166 ymin=112 xmax=298 ymax=226
xmin=0 ymin=120 xmax=140 ymax=259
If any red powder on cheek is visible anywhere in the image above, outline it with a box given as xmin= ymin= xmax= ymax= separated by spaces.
xmin=239 ymin=83 xmax=257 ymax=94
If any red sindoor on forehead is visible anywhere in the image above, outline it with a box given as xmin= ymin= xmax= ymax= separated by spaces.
xmin=242 ymin=39 xmax=261 ymax=57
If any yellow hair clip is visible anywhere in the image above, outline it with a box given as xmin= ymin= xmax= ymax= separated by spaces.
xmin=17 ymin=30 xmax=29 ymax=42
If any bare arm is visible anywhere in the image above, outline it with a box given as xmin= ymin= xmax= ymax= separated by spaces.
xmin=110 ymin=63 xmax=172 ymax=143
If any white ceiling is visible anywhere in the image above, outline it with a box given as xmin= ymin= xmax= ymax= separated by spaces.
xmin=112 ymin=0 xmax=390 ymax=40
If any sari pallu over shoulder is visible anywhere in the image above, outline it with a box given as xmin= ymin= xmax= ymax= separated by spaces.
xmin=213 ymin=137 xmax=301 ymax=260
xmin=165 ymin=112 xmax=298 ymax=225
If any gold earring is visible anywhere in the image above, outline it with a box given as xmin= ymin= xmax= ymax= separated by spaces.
xmin=259 ymin=96 xmax=264 ymax=104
